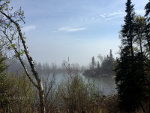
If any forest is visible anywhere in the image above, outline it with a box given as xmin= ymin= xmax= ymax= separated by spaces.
xmin=0 ymin=0 xmax=150 ymax=113
xmin=83 ymin=49 xmax=115 ymax=77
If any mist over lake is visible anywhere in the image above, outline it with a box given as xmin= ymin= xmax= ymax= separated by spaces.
xmin=43 ymin=72 xmax=116 ymax=95
xmin=1 ymin=0 xmax=149 ymax=112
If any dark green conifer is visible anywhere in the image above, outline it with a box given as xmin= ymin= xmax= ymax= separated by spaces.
xmin=115 ymin=0 xmax=147 ymax=112
xmin=145 ymin=0 xmax=150 ymax=50
xmin=145 ymin=1 xmax=150 ymax=112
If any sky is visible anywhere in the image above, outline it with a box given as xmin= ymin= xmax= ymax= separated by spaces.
xmin=11 ymin=0 xmax=148 ymax=66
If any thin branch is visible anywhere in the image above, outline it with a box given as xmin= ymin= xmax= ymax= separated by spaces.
xmin=0 ymin=11 xmax=41 ymax=83
xmin=3 ymin=30 xmax=39 ymax=89
xmin=1 ymin=10 xmax=45 ymax=113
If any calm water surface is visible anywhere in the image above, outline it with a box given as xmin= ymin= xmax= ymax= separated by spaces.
xmin=43 ymin=73 xmax=117 ymax=95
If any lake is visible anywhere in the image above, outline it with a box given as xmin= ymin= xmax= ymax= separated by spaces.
xmin=42 ymin=73 xmax=117 ymax=95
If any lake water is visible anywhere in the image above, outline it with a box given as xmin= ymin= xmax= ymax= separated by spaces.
xmin=42 ymin=73 xmax=117 ymax=95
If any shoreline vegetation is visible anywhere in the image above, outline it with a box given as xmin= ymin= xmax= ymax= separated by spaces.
xmin=83 ymin=50 xmax=115 ymax=78
xmin=0 ymin=0 xmax=150 ymax=113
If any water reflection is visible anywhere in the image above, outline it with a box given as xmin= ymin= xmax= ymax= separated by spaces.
xmin=44 ymin=73 xmax=117 ymax=95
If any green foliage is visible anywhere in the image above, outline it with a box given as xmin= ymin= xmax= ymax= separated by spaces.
xmin=0 ymin=52 xmax=9 ymax=113
xmin=84 ymin=50 xmax=115 ymax=77
xmin=58 ymin=75 xmax=101 ymax=113
xmin=7 ymin=74 xmax=36 ymax=113
xmin=145 ymin=1 xmax=150 ymax=112
xmin=100 ymin=50 xmax=114 ymax=75
xmin=115 ymin=0 xmax=147 ymax=112
xmin=134 ymin=16 xmax=146 ymax=53
xmin=0 ymin=73 xmax=37 ymax=113
xmin=0 ymin=51 xmax=36 ymax=113
xmin=91 ymin=56 xmax=96 ymax=69
xmin=145 ymin=1 xmax=150 ymax=53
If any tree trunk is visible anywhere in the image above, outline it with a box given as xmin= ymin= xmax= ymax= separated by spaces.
xmin=0 ymin=11 xmax=46 ymax=113
xmin=15 ymin=22 xmax=46 ymax=113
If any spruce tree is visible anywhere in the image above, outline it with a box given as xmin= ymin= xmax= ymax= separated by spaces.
xmin=91 ymin=56 xmax=96 ymax=70
xmin=145 ymin=1 xmax=150 ymax=112
xmin=145 ymin=0 xmax=150 ymax=50
xmin=115 ymin=0 xmax=147 ymax=112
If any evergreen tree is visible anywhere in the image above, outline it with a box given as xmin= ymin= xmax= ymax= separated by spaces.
xmin=145 ymin=0 xmax=150 ymax=51
xmin=145 ymin=1 xmax=150 ymax=112
xmin=101 ymin=50 xmax=114 ymax=75
xmin=115 ymin=0 xmax=147 ymax=112
xmin=97 ymin=61 xmax=100 ymax=69
xmin=91 ymin=56 xmax=96 ymax=70
xmin=108 ymin=49 xmax=114 ymax=74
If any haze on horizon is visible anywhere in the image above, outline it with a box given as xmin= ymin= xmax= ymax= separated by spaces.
xmin=11 ymin=0 xmax=148 ymax=66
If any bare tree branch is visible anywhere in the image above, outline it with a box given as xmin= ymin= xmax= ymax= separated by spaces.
xmin=0 ymin=10 xmax=46 ymax=113
xmin=3 ymin=29 xmax=39 ymax=89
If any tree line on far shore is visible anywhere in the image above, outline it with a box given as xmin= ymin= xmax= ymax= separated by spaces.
xmin=83 ymin=49 xmax=115 ymax=77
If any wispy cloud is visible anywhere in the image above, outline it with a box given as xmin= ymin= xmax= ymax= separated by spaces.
xmin=99 ymin=9 xmax=145 ymax=21
xmin=22 ymin=25 xmax=36 ymax=32
xmin=99 ymin=10 xmax=125 ymax=21
xmin=58 ymin=27 xmax=87 ymax=32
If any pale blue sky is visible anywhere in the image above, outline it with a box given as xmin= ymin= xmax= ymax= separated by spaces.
xmin=11 ymin=0 xmax=148 ymax=66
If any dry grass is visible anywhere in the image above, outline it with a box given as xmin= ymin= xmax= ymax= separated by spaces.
xmin=0 ymin=73 xmax=149 ymax=113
